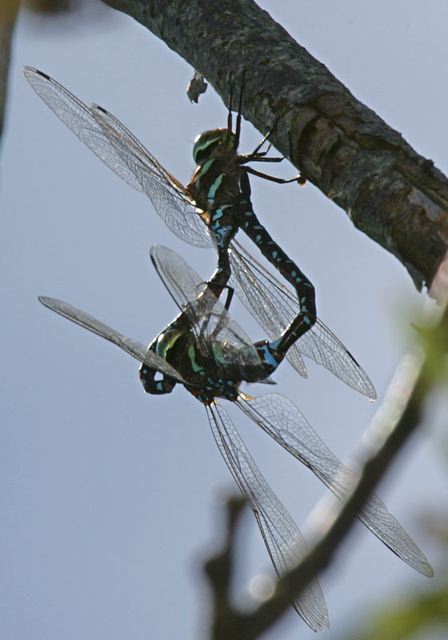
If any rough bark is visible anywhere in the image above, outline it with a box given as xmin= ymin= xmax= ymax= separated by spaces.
xmin=102 ymin=0 xmax=448 ymax=291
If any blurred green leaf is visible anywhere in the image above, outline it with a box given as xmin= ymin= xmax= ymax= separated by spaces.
xmin=340 ymin=583 xmax=448 ymax=640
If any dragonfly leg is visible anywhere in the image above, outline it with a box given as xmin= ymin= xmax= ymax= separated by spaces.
xmin=245 ymin=165 xmax=305 ymax=185
xmin=249 ymin=116 xmax=280 ymax=157
xmin=187 ymin=280 xmax=234 ymax=340
xmin=206 ymin=282 xmax=235 ymax=340
xmin=239 ymin=123 xmax=304 ymax=183
xmin=247 ymin=155 xmax=284 ymax=163
xmin=222 ymin=284 xmax=234 ymax=310
xmin=195 ymin=281 xmax=234 ymax=310
xmin=239 ymin=150 xmax=284 ymax=165
xmin=241 ymin=117 xmax=294 ymax=165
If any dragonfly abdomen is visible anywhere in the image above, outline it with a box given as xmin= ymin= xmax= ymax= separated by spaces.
xmin=239 ymin=208 xmax=316 ymax=363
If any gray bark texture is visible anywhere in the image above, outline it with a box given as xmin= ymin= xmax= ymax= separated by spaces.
xmin=103 ymin=0 xmax=448 ymax=291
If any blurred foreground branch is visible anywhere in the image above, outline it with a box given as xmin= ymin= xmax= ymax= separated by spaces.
xmin=204 ymin=257 xmax=448 ymax=638
xmin=0 ymin=0 xmax=19 ymax=144
xmin=204 ymin=496 xmax=248 ymax=638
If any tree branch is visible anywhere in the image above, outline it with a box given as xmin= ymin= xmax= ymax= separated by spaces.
xmin=204 ymin=495 xmax=248 ymax=640
xmin=100 ymin=0 xmax=448 ymax=291
xmin=204 ymin=255 xmax=448 ymax=638
xmin=0 ymin=0 xmax=19 ymax=146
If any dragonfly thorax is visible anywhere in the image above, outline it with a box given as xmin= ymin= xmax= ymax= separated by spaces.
xmin=148 ymin=327 xmax=243 ymax=403
xmin=188 ymin=129 xmax=246 ymax=218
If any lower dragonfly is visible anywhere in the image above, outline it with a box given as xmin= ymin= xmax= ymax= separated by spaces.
xmin=24 ymin=66 xmax=376 ymax=398
xmin=39 ymin=246 xmax=432 ymax=631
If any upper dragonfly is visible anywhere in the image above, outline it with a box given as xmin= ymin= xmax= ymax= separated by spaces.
xmin=24 ymin=66 xmax=376 ymax=397
xmin=39 ymin=245 xmax=432 ymax=630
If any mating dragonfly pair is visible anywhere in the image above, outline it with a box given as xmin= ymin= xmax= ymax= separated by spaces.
xmin=25 ymin=68 xmax=432 ymax=631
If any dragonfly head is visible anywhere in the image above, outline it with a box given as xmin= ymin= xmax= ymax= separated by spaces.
xmin=193 ymin=128 xmax=237 ymax=165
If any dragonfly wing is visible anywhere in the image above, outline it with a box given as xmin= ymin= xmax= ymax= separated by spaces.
xmin=38 ymin=296 xmax=187 ymax=383
xmin=293 ymin=320 xmax=376 ymax=399
xmin=150 ymin=245 xmax=263 ymax=370
xmin=23 ymin=67 xmax=213 ymax=249
xmin=239 ymin=393 xmax=433 ymax=577
xmin=207 ymin=402 xmax=329 ymax=632
xmin=150 ymin=245 xmax=213 ymax=317
xmin=229 ymin=246 xmax=307 ymax=377
xmin=24 ymin=67 xmax=146 ymax=193
xmin=230 ymin=241 xmax=376 ymax=398
xmin=91 ymin=105 xmax=213 ymax=248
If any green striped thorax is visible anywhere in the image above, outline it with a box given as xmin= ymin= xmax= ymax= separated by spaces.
xmin=151 ymin=324 xmax=267 ymax=404
xmin=154 ymin=326 xmax=240 ymax=381
xmin=152 ymin=326 xmax=240 ymax=402
xmin=153 ymin=327 xmax=216 ymax=378
xmin=189 ymin=128 xmax=243 ymax=215
xmin=192 ymin=128 xmax=237 ymax=165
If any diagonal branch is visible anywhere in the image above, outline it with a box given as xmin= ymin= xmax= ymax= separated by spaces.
xmin=204 ymin=256 xmax=448 ymax=638
xmin=101 ymin=0 xmax=448 ymax=291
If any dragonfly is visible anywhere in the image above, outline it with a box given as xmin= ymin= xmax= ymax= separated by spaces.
xmin=39 ymin=245 xmax=432 ymax=630
xmin=24 ymin=66 xmax=377 ymax=398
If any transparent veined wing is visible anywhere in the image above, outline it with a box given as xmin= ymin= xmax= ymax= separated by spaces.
xmin=207 ymin=402 xmax=329 ymax=632
xmin=90 ymin=104 xmax=213 ymax=248
xmin=38 ymin=296 xmax=187 ymax=383
xmin=23 ymin=66 xmax=212 ymax=249
xmin=25 ymin=67 xmax=376 ymax=398
xmin=230 ymin=242 xmax=377 ymax=399
xmin=238 ymin=393 xmax=433 ymax=577
xmin=150 ymin=245 xmax=263 ymax=372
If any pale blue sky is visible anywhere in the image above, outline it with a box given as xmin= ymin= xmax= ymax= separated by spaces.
xmin=2 ymin=2 xmax=448 ymax=639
